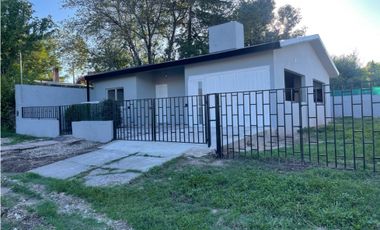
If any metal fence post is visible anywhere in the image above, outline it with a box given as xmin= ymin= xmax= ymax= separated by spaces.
xmin=112 ymin=101 xmax=117 ymax=140
xmin=214 ymin=93 xmax=222 ymax=158
xmin=205 ymin=94 xmax=211 ymax=147
xmin=58 ymin=106 xmax=62 ymax=135
xmin=298 ymin=89 xmax=304 ymax=162
xmin=151 ymin=99 xmax=156 ymax=141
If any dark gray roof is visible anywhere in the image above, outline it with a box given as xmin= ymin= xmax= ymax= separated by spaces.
xmin=84 ymin=41 xmax=280 ymax=81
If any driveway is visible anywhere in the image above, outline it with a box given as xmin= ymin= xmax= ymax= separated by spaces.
xmin=30 ymin=141 xmax=210 ymax=186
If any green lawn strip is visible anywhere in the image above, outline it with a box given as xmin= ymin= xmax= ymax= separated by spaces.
xmin=14 ymin=157 xmax=380 ymax=230
xmin=1 ymin=128 xmax=40 ymax=145
xmin=239 ymin=118 xmax=380 ymax=171
xmin=34 ymin=201 xmax=109 ymax=230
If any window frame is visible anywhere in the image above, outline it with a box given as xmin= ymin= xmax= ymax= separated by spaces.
xmin=313 ymin=80 xmax=324 ymax=104
xmin=106 ymin=87 xmax=124 ymax=101
xmin=284 ymin=69 xmax=305 ymax=102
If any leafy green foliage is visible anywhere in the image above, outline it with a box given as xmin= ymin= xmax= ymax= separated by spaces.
xmin=64 ymin=100 xmax=122 ymax=128
xmin=17 ymin=160 xmax=380 ymax=229
xmin=63 ymin=0 xmax=305 ymax=68
xmin=1 ymin=0 xmax=58 ymax=129
xmin=331 ymin=52 xmax=380 ymax=89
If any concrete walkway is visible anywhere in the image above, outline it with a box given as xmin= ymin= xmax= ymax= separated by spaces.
xmin=30 ymin=141 xmax=210 ymax=186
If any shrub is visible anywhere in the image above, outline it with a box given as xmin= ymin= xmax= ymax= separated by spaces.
xmin=64 ymin=100 xmax=122 ymax=128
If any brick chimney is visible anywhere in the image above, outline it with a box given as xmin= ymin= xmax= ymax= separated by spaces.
xmin=52 ymin=67 xmax=59 ymax=82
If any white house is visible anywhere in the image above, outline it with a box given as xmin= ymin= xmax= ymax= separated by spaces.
xmin=16 ymin=21 xmax=339 ymax=151
xmin=85 ymin=21 xmax=338 ymax=103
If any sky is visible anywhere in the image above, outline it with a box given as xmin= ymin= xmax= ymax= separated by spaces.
xmin=30 ymin=0 xmax=380 ymax=65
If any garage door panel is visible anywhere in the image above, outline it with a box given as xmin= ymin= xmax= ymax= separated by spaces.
xmin=188 ymin=65 xmax=270 ymax=95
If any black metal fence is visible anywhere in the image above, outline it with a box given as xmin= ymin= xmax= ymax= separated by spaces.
xmin=21 ymin=83 xmax=380 ymax=171
xmin=211 ymin=83 xmax=380 ymax=172
xmin=22 ymin=105 xmax=72 ymax=135
xmin=114 ymin=95 xmax=208 ymax=144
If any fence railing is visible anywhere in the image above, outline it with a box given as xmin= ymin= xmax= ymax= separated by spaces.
xmin=21 ymin=83 xmax=380 ymax=171
xmin=211 ymin=83 xmax=380 ymax=172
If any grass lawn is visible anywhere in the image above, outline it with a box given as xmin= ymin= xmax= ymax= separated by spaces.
xmin=240 ymin=118 xmax=380 ymax=172
xmin=1 ymin=128 xmax=39 ymax=145
xmin=14 ymin=157 xmax=380 ymax=230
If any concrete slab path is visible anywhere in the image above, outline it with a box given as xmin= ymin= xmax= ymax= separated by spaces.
xmin=30 ymin=141 xmax=210 ymax=186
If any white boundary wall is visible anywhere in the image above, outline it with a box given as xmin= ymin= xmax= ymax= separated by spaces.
xmin=332 ymin=95 xmax=380 ymax=117
xmin=72 ymin=121 xmax=113 ymax=143
xmin=17 ymin=118 xmax=60 ymax=137
xmin=15 ymin=84 xmax=88 ymax=137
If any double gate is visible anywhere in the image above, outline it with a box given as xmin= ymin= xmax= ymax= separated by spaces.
xmin=114 ymin=95 xmax=209 ymax=144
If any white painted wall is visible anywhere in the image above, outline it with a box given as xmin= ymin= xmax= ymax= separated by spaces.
xmin=208 ymin=21 xmax=244 ymax=53
xmin=273 ymin=42 xmax=332 ymax=128
xmin=333 ymin=95 xmax=380 ymax=117
xmin=185 ymin=50 xmax=274 ymax=95
xmin=92 ymin=68 xmax=186 ymax=101
xmin=17 ymin=118 xmax=60 ymax=137
xmin=72 ymin=121 xmax=113 ymax=143
xmin=15 ymin=84 xmax=88 ymax=137
xmin=91 ymin=75 xmax=137 ymax=101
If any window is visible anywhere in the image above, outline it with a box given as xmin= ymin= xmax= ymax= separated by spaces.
xmin=284 ymin=70 xmax=303 ymax=102
xmin=313 ymin=80 xmax=324 ymax=103
xmin=107 ymin=88 xmax=124 ymax=101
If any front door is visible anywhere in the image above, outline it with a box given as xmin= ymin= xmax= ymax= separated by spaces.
xmin=155 ymin=84 xmax=168 ymax=124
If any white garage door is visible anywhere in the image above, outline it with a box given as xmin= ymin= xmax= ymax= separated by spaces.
xmin=187 ymin=65 xmax=270 ymax=95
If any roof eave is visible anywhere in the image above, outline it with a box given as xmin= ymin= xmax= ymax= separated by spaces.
xmin=84 ymin=41 xmax=281 ymax=81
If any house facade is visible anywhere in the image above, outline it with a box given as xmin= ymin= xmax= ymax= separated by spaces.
xmin=16 ymin=21 xmax=340 ymax=152
xmin=85 ymin=22 xmax=338 ymax=103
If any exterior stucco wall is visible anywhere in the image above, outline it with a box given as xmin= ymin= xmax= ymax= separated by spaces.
xmin=153 ymin=68 xmax=185 ymax=97
xmin=72 ymin=121 xmax=113 ymax=143
xmin=273 ymin=42 xmax=330 ymax=88
xmin=184 ymin=50 xmax=275 ymax=95
xmin=91 ymin=68 xmax=185 ymax=101
xmin=91 ymin=75 xmax=137 ymax=101
xmin=273 ymin=42 xmax=332 ymax=127
xmin=15 ymin=84 xmax=88 ymax=137
xmin=17 ymin=118 xmax=60 ymax=137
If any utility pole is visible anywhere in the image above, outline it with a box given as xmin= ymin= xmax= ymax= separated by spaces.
xmin=19 ymin=51 xmax=23 ymax=84
xmin=72 ymin=63 xmax=75 ymax=84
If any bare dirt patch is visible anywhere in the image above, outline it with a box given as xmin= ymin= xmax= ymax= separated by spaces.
xmin=1 ymin=136 xmax=101 ymax=172
xmin=1 ymin=176 xmax=131 ymax=230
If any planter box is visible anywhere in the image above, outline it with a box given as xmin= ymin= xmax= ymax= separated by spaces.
xmin=72 ymin=121 xmax=113 ymax=143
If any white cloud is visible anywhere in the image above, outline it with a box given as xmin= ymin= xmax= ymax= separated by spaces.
xmin=275 ymin=0 xmax=380 ymax=65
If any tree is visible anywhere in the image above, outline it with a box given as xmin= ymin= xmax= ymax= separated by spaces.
xmin=363 ymin=61 xmax=380 ymax=83
xmin=235 ymin=0 xmax=274 ymax=46
xmin=177 ymin=0 xmax=234 ymax=58
xmin=58 ymin=29 xmax=89 ymax=83
xmin=1 ymin=0 xmax=57 ymax=129
xmin=235 ymin=0 xmax=305 ymax=46
xmin=331 ymin=52 xmax=364 ymax=88
xmin=273 ymin=4 xmax=305 ymax=40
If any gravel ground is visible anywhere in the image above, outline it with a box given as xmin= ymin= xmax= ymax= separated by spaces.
xmin=1 ymin=136 xmax=101 ymax=172
xmin=1 ymin=176 xmax=132 ymax=230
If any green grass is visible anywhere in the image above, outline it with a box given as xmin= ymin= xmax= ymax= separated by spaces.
xmin=1 ymin=128 xmax=39 ymax=145
xmin=14 ymin=157 xmax=380 ymax=230
xmin=241 ymin=118 xmax=380 ymax=171
xmin=34 ymin=201 xmax=108 ymax=230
